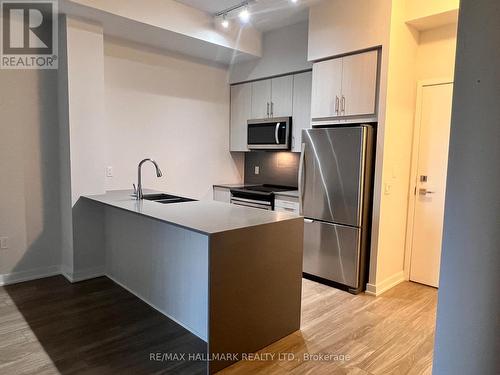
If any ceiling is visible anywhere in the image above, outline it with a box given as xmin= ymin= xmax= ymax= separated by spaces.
xmin=175 ymin=0 xmax=319 ymax=32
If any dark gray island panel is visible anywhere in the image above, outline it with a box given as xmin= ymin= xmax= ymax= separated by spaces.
xmin=208 ymin=219 xmax=303 ymax=373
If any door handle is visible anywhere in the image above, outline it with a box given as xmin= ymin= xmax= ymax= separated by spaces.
xmin=419 ymin=188 xmax=435 ymax=195
xmin=275 ymin=123 xmax=281 ymax=144
xmin=298 ymin=142 xmax=306 ymax=214
xmin=335 ymin=96 xmax=339 ymax=115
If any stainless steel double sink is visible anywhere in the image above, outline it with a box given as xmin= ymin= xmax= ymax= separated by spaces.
xmin=143 ymin=193 xmax=196 ymax=204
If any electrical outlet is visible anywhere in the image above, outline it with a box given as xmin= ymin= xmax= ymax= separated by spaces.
xmin=0 ymin=237 xmax=8 ymax=249
xmin=106 ymin=166 xmax=113 ymax=177
xmin=254 ymin=166 xmax=260 ymax=175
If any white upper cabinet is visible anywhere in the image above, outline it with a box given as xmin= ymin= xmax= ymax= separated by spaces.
xmin=230 ymin=71 xmax=312 ymax=151
xmin=270 ymin=75 xmax=293 ymax=117
xmin=311 ymin=49 xmax=379 ymax=120
xmin=341 ymin=50 xmax=378 ymax=117
xmin=251 ymin=80 xmax=272 ymax=119
xmin=251 ymin=77 xmax=293 ymax=119
xmin=230 ymin=83 xmax=251 ymax=152
xmin=292 ymin=71 xmax=312 ymax=152
xmin=311 ymin=58 xmax=343 ymax=119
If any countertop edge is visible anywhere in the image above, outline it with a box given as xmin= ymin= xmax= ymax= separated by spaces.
xmin=81 ymin=195 xmax=213 ymax=236
xmin=81 ymin=194 xmax=301 ymax=236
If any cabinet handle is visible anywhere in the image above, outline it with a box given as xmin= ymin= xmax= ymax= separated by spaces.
xmin=341 ymin=95 xmax=346 ymax=114
xmin=271 ymin=102 xmax=274 ymax=117
xmin=267 ymin=102 xmax=270 ymax=117
xmin=335 ymin=96 xmax=339 ymax=115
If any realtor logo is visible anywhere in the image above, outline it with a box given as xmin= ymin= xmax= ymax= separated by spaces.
xmin=1 ymin=0 xmax=58 ymax=69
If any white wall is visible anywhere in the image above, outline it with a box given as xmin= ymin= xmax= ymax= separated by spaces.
xmin=103 ymin=38 xmax=243 ymax=200
xmin=308 ymin=0 xmax=391 ymax=61
xmin=0 ymin=69 xmax=61 ymax=284
xmin=433 ymin=0 xmax=500 ymax=373
xmin=229 ymin=21 xmax=312 ymax=83
xmin=63 ymin=0 xmax=262 ymax=58
xmin=65 ymin=18 xmax=107 ymax=205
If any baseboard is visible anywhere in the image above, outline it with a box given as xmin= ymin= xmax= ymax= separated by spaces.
xmin=62 ymin=266 xmax=105 ymax=283
xmin=365 ymin=271 xmax=405 ymax=296
xmin=0 ymin=265 xmax=61 ymax=286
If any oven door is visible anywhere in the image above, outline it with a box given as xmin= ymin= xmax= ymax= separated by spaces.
xmin=230 ymin=197 xmax=273 ymax=210
xmin=247 ymin=117 xmax=291 ymax=150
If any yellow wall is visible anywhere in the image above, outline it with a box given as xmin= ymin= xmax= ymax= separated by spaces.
xmin=368 ymin=0 xmax=419 ymax=290
xmin=370 ymin=2 xmax=457 ymax=293
xmin=416 ymin=23 xmax=457 ymax=81
xmin=406 ymin=0 xmax=459 ymax=21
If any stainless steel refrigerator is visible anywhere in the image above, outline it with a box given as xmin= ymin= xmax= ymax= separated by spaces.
xmin=299 ymin=125 xmax=374 ymax=294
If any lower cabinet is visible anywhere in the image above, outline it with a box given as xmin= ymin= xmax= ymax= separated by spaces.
xmin=213 ymin=186 xmax=231 ymax=203
xmin=274 ymin=195 xmax=300 ymax=214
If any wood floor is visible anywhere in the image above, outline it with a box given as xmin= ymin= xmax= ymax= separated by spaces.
xmin=0 ymin=276 xmax=437 ymax=375
xmin=0 ymin=276 xmax=207 ymax=374
xmin=220 ymin=279 xmax=437 ymax=375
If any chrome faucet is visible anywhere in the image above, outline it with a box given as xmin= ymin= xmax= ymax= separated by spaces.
xmin=133 ymin=158 xmax=163 ymax=200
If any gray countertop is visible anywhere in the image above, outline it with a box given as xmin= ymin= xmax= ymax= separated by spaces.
xmin=83 ymin=189 xmax=298 ymax=235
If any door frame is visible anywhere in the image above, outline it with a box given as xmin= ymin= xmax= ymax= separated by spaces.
xmin=403 ymin=78 xmax=454 ymax=281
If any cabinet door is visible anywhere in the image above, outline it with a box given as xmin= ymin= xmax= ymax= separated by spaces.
xmin=270 ymin=75 xmax=293 ymax=117
xmin=311 ymin=58 xmax=342 ymax=119
xmin=251 ymin=79 xmax=272 ymax=119
xmin=291 ymin=71 xmax=312 ymax=152
xmin=213 ymin=187 xmax=231 ymax=203
xmin=341 ymin=50 xmax=378 ymax=117
xmin=230 ymin=83 xmax=251 ymax=151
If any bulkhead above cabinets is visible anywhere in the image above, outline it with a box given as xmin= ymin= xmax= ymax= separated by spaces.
xmin=230 ymin=71 xmax=312 ymax=153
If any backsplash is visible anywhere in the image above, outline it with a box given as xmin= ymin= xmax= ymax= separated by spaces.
xmin=244 ymin=151 xmax=300 ymax=187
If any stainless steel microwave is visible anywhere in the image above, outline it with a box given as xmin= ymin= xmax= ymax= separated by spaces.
xmin=247 ymin=117 xmax=292 ymax=150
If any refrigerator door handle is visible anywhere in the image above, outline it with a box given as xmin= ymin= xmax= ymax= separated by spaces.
xmin=298 ymin=142 xmax=306 ymax=214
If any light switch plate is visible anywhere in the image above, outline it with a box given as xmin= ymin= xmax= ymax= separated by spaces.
xmin=384 ymin=183 xmax=392 ymax=195
xmin=0 ymin=237 xmax=8 ymax=249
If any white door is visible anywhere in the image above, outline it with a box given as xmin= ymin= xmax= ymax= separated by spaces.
xmin=230 ymin=83 xmax=251 ymax=151
xmin=251 ymin=79 xmax=271 ymax=119
xmin=311 ymin=58 xmax=342 ymax=119
xmin=270 ymin=75 xmax=293 ymax=117
xmin=409 ymin=82 xmax=453 ymax=287
xmin=291 ymin=71 xmax=312 ymax=152
xmin=341 ymin=50 xmax=378 ymax=117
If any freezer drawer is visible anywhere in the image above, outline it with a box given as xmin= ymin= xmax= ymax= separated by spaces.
xmin=303 ymin=219 xmax=361 ymax=288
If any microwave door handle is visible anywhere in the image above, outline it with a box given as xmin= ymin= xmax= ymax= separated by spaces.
xmin=275 ymin=123 xmax=280 ymax=144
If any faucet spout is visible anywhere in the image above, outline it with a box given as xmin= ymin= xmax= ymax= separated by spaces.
xmin=136 ymin=158 xmax=163 ymax=200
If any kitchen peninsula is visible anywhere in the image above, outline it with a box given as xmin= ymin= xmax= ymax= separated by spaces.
xmin=78 ymin=190 xmax=304 ymax=374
